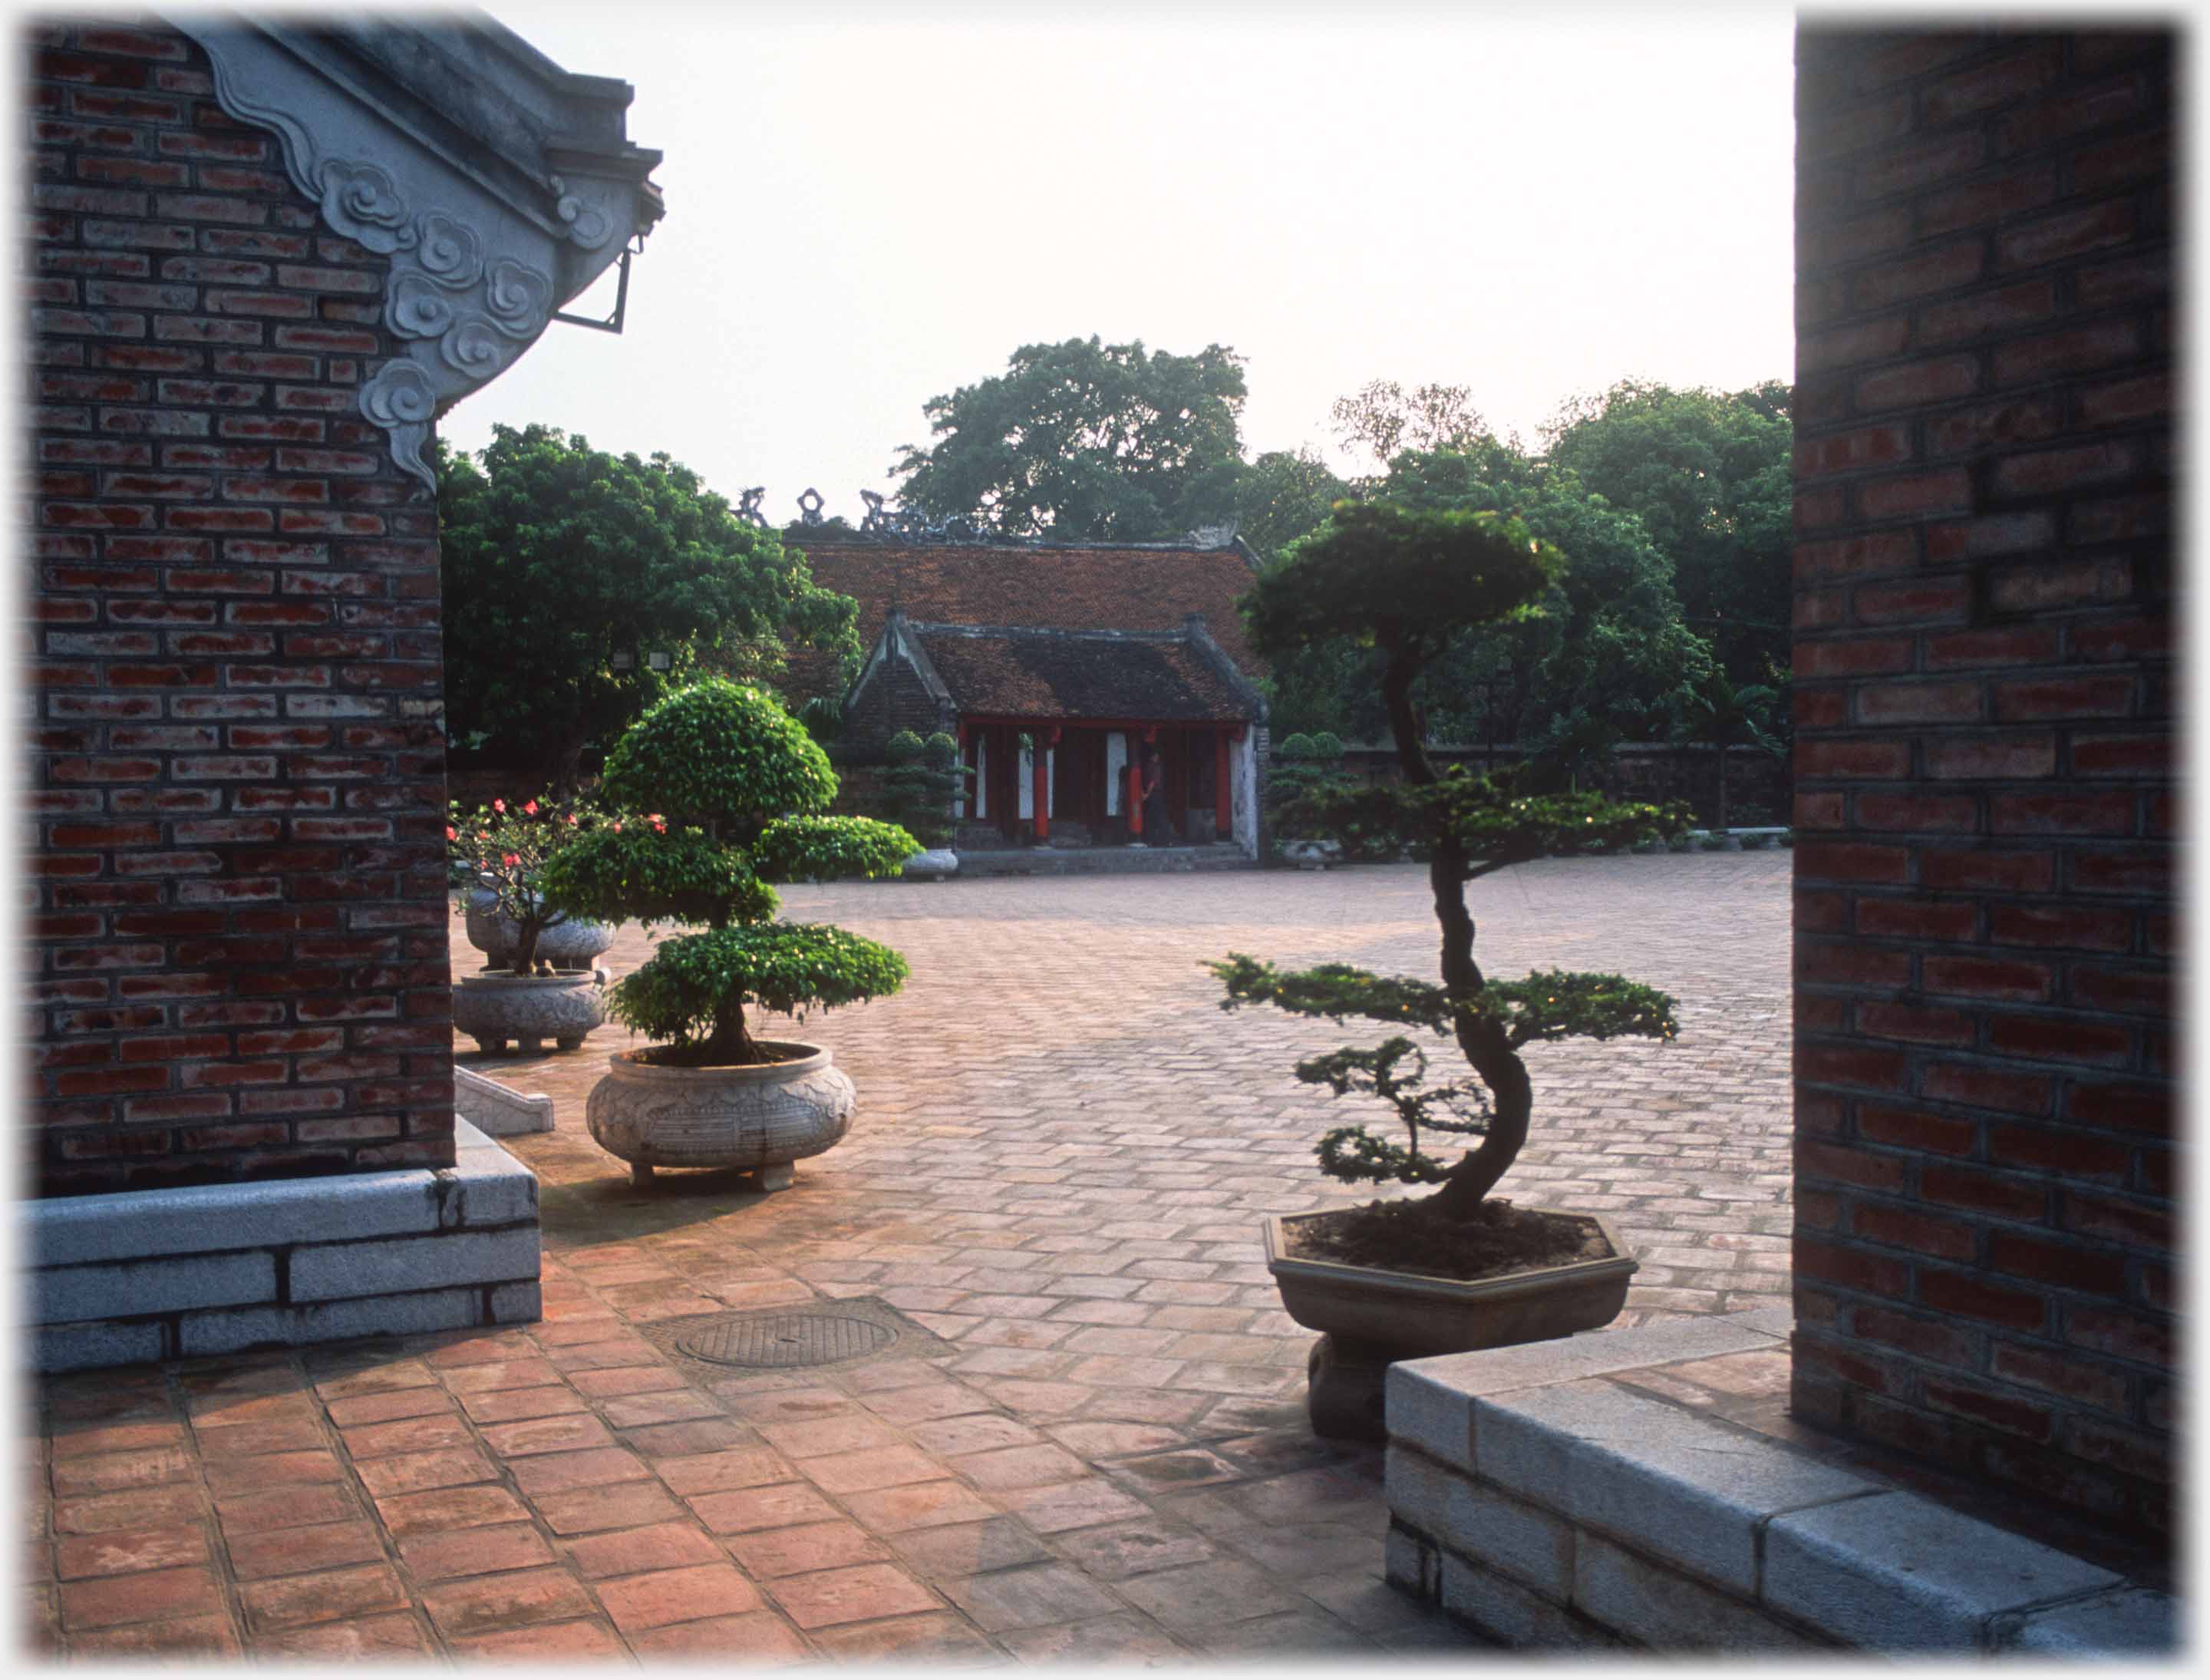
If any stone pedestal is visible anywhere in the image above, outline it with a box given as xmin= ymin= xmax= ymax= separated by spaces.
xmin=1307 ymin=1335 xmax=1394 ymax=1442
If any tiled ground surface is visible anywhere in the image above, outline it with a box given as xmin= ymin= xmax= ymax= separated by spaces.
xmin=27 ymin=853 xmax=1793 ymax=1661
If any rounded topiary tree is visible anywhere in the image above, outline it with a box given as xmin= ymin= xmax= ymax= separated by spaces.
xmin=538 ymin=679 xmax=919 ymax=1068
xmin=1215 ymin=503 xmax=1692 ymax=1249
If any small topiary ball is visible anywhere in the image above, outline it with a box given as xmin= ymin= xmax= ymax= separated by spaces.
xmin=922 ymin=731 xmax=960 ymax=771
xmin=885 ymin=729 xmax=925 ymax=765
xmin=1308 ymin=731 xmax=1345 ymax=762
xmin=1277 ymin=732 xmax=1317 ymax=761
xmin=600 ymin=678 xmax=836 ymax=827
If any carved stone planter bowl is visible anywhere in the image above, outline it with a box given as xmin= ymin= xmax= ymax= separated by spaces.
xmin=584 ymin=1041 xmax=856 ymax=1192
xmin=452 ymin=971 xmax=609 ymax=1055
xmin=463 ymin=887 xmax=615 ymax=971
xmin=1280 ymin=838 xmax=1342 ymax=871
xmin=899 ymin=847 xmax=959 ymax=881
xmin=1263 ymin=1208 xmax=1637 ymax=1441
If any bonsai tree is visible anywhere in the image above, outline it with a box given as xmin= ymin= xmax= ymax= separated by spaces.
xmin=449 ymin=793 xmax=596 ymax=974
xmin=1212 ymin=503 xmax=1691 ymax=1262
xmin=1271 ymin=731 xmax=1387 ymax=853
xmin=537 ymin=679 xmax=919 ymax=1067
xmin=875 ymin=729 xmax=962 ymax=849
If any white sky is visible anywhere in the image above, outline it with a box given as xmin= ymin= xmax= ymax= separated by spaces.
xmin=454 ymin=2 xmax=1799 ymax=524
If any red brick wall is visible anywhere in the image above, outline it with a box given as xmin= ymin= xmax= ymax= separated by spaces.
xmin=1791 ymin=29 xmax=2173 ymax=1536
xmin=28 ymin=21 xmax=455 ymax=1196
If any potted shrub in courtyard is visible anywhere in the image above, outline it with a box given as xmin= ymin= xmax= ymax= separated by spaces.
xmin=877 ymin=729 xmax=962 ymax=880
xmin=448 ymin=794 xmax=616 ymax=1055
xmin=1270 ymin=733 xmax=1344 ymax=870
xmin=1212 ymin=503 xmax=1692 ymax=1439
xmin=537 ymin=679 xmax=918 ymax=1190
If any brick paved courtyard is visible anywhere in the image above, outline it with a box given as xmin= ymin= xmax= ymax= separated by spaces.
xmin=28 ymin=853 xmax=1792 ymax=1660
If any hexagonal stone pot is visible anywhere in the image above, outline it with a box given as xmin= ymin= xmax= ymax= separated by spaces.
xmin=585 ymin=1041 xmax=856 ymax=1192
xmin=451 ymin=971 xmax=609 ymax=1055
xmin=1263 ymin=1209 xmax=1638 ymax=1442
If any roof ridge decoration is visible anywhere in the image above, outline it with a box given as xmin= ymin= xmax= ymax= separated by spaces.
xmin=910 ymin=620 xmax=1201 ymax=645
xmin=176 ymin=19 xmax=662 ymax=490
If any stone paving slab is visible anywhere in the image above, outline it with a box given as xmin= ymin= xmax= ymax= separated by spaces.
xmin=26 ymin=855 xmax=1791 ymax=1659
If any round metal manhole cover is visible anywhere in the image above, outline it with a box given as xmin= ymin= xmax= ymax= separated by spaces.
xmin=675 ymin=1312 xmax=897 ymax=1369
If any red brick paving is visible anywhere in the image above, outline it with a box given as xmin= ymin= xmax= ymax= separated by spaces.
xmin=27 ymin=858 xmax=1793 ymax=1658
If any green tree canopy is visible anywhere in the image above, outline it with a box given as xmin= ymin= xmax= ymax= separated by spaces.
xmin=1330 ymin=379 xmax=1490 ymax=481
xmin=437 ymin=424 xmax=859 ymax=789
xmin=889 ymin=338 xmax=1248 ymax=540
xmin=1231 ymin=447 xmax=1353 ymax=564
xmin=1542 ymin=379 xmax=1793 ymax=688
xmin=1254 ymin=433 xmax=1712 ymax=754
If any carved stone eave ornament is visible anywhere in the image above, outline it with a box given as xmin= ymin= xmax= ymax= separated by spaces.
xmin=174 ymin=19 xmax=662 ymax=490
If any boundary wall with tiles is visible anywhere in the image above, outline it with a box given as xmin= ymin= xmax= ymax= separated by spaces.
xmin=1789 ymin=28 xmax=2175 ymax=1538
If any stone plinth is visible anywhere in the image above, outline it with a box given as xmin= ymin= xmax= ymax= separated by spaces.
xmin=23 ymin=1119 xmax=541 ymax=1372
xmin=1382 ymin=1307 xmax=2175 ymax=1656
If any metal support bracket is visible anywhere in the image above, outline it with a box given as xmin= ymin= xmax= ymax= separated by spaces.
xmin=551 ymin=241 xmax=633 ymax=334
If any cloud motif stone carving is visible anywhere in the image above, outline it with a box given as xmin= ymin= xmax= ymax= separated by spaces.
xmin=483 ymin=259 xmax=553 ymax=336
xmin=359 ymin=359 xmax=438 ymax=428
xmin=359 ymin=361 xmax=438 ymax=490
xmin=415 ymin=212 xmax=483 ymax=287
xmin=550 ymin=173 xmax=615 ymax=249
xmin=317 ymin=159 xmax=414 ymax=253
xmin=440 ymin=314 xmax=514 ymax=376
xmin=388 ymin=272 xmax=457 ymax=339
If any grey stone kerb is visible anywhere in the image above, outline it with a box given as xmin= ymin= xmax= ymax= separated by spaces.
xmin=171 ymin=15 xmax=664 ymax=487
xmin=1381 ymin=1306 xmax=2177 ymax=1655
xmin=22 ymin=1119 xmax=542 ymax=1371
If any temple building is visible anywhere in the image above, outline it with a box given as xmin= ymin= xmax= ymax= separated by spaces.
xmin=787 ymin=524 xmax=1272 ymax=860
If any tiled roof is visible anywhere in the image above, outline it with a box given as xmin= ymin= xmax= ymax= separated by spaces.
xmin=780 ymin=536 xmax=1264 ymax=706
xmin=915 ymin=629 xmax=1248 ymax=723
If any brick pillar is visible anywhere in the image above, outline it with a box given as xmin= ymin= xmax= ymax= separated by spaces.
xmin=28 ymin=21 xmax=454 ymax=1195
xmin=1792 ymin=29 xmax=2172 ymax=1536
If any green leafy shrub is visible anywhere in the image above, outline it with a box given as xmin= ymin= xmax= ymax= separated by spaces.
xmin=1214 ymin=501 xmax=1690 ymax=1222
xmin=609 ymin=924 xmax=910 ymax=1061
xmin=536 ymin=822 xmax=778 ymax=929
xmin=753 ymin=815 xmax=926 ymax=882
xmin=1270 ymin=730 xmax=1387 ymax=853
xmin=599 ymin=678 xmax=836 ymax=827
xmin=868 ymin=730 xmax=962 ymax=848
xmin=539 ymin=681 xmax=917 ymax=1065
xmin=1276 ymin=731 xmax=1318 ymax=761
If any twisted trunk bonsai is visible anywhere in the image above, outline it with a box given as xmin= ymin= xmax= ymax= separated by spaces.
xmin=1214 ymin=503 xmax=1692 ymax=1259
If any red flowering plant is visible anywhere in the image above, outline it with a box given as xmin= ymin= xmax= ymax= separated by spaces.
xmin=447 ymin=793 xmax=604 ymax=975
